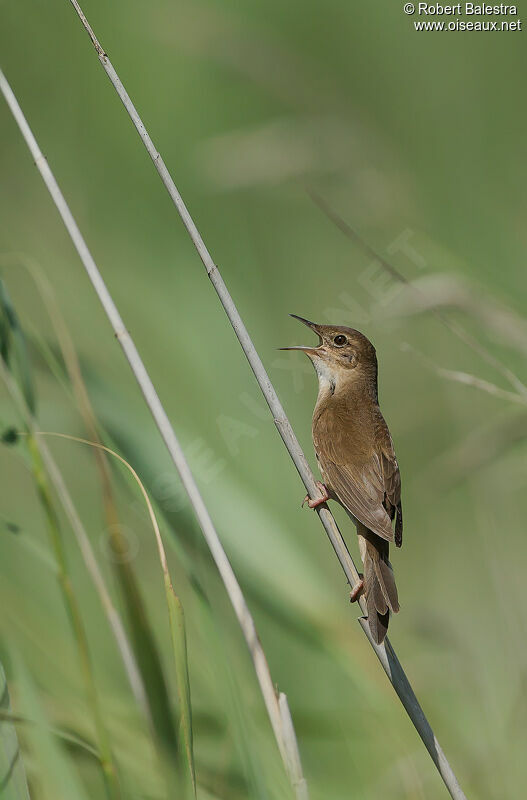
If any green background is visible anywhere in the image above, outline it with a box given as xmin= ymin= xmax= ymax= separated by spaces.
xmin=1 ymin=1 xmax=526 ymax=798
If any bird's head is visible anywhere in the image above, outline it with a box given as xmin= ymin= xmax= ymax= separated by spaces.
xmin=280 ymin=315 xmax=378 ymax=393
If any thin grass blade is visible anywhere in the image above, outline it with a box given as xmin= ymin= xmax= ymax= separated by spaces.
xmin=0 ymin=661 xmax=31 ymax=800
xmin=166 ymin=582 xmax=196 ymax=797
xmin=29 ymin=432 xmax=195 ymax=797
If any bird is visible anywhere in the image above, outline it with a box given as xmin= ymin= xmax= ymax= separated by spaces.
xmin=281 ymin=314 xmax=402 ymax=644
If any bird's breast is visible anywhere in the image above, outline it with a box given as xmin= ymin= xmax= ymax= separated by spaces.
xmin=312 ymin=393 xmax=376 ymax=462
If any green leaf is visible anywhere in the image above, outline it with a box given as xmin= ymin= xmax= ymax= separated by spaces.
xmin=0 ymin=660 xmax=31 ymax=800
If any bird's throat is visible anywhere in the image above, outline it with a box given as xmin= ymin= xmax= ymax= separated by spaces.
xmin=312 ymin=357 xmax=337 ymax=399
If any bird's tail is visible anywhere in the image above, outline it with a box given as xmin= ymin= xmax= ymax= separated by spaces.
xmin=359 ymin=527 xmax=399 ymax=645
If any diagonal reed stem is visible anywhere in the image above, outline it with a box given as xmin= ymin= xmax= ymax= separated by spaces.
xmin=0 ymin=66 xmax=307 ymax=800
xmin=3 ymin=8 xmax=466 ymax=793
xmin=63 ymin=6 xmax=469 ymax=797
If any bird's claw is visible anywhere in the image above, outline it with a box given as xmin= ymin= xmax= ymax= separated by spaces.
xmin=302 ymin=481 xmax=330 ymax=509
xmin=350 ymin=575 xmax=364 ymax=603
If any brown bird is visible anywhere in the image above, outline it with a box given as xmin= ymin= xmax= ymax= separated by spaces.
xmin=282 ymin=315 xmax=402 ymax=644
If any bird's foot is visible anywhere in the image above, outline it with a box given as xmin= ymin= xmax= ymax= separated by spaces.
xmin=302 ymin=481 xmax=330 ymax=509
xmin=349 ymin=575 xmax=364 ymax=603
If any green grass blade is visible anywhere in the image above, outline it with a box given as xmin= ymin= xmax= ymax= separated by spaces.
xmin=166 ymin=581 xmax=195 ymax=797
xmin=0 ymin=282 xmax=121 ymax=800
xmin=0 ymin=661 xmax=31 ymax=800
xmin=7 ymin=649 xmax=90 ymax=800
xmin=0 ymin=709 xmax=99 ymax=761
xmin=5 ymin=261 xmax=179 ymax=765
xmin=23 ymin=435 xmax=121 ymax=800
xmin=114 ymin=559 xmax=179 ymax=757
xmin=29 ymin=432 xmax=193 ymax=797
xmin=0 ymin=281 xmax=36 ymax=415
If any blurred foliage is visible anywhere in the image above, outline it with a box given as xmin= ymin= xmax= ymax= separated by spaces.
xmin=0 ymin=659 xmax=31 ymax=800
xmin=1 ymin=1 xmax=526 ymax=798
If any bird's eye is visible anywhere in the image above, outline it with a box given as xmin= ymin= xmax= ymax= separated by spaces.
xmin=333 ymin=335 xmax=347 ymax=346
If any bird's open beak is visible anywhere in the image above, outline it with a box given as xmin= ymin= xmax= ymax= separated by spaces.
xmin=278 ymin=314 xmax=323 ymax=354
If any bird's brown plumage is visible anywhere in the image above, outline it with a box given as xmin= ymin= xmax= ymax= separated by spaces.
xmin=283 ymin=317 xmax=403 ymax=643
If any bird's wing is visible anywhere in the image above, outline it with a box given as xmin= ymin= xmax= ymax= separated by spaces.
xmin=380 ymin=433 xmax=401 ymax=507
xmin=315 ymin=422 xmax=395 ymax=542
xmin=379 ymin=432 xmax=403 ymax=546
